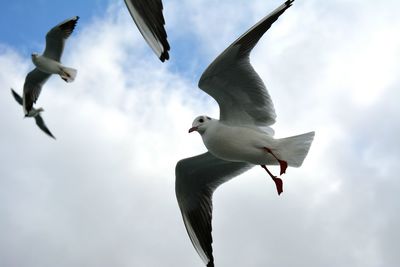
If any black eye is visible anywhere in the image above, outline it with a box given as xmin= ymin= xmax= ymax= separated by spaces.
xmin=199 ymin=118 xmax=204 ymax=123
xmin=206 ymin=116 xmax=211 ymax=120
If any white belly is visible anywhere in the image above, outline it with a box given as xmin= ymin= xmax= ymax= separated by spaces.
xmin=33 ymin=56 xmax=61 ymax=74
xmin=202 ymin=123 xmax=277 ymax=165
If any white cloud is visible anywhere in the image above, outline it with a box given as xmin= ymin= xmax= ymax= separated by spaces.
xmin=1 ymin=1 xmax=400 ymax=267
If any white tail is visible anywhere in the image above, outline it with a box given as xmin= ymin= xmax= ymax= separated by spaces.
xmin=276 ymin=131 xmax=315 ymax=167
xmin=60 ymin=66 xmax=77 ymax=82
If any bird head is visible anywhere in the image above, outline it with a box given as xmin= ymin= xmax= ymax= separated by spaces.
xmin=189 ymin=115 xmax=213 ymax=135
xmin=31 ymin=52 xmax=39 ymax=60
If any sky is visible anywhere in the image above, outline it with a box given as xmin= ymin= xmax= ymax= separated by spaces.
xmin=0 ymin=0 xmax=400 ymax=266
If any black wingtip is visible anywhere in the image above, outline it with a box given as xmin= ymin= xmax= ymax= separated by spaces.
xmin=46 ymin=131 xmax=56 ymax=140
xmin=48 ymin=131 xmax=56 ymax=140
xmin=281 ymin=0 xmax=294 ymax=9
xmin=59 ymin=16 xmax=80 ymax=36
xmin=159 ymin=51 xmax=170 ymax=62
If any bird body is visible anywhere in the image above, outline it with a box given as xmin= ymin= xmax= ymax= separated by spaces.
xmin=198 ymin=118 xmax=276 ymax=164
xmin=32 ymin=54 xmax=62 ymax=74
xmin=31 ymin=54 xmax=77 ymax=82
xmin=194 ymin=116 xmax=315 ymax=167
xmin=25 ymin=107 xmax=44 ymax=118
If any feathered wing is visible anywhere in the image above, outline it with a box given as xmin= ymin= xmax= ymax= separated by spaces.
xmin=22 ymin=68 xmax=51 ymax=114
xmin=124 ymin=0 xmax=170 ymax=62
xmin=11 ymin=88 xmax=23 ymax=106
xmin=175 ymin=152 xmax=252 ymax=266
xmin=198 ymin=0 xmax=295 ymax=127
xmin=43 ymin=16 xmax=79 ymax=61
xmin=34 ymin=114 xmax=56 ymax=139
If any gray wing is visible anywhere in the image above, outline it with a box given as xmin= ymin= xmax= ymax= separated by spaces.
xmin=198 ymin=0 xmax=295 ymax=127
xmin=23 ymin=68 xmax=51 ymax=114
xmin=43 ymin=16 xmax=79 ymax=61
xmin=11 ymin=88 xmax=23 ymax=106
xmin=175 ymin=152 xmax=252 ymax=266
xmin=34 ymin=114 xmax=56 ymax=139
xmin=124 ymin=0 xmax=170 ymax=62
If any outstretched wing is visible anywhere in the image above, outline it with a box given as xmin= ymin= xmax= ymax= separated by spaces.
xmin=43 ymin=16 xmax=79 ymax=61
xmin=198 ymin=0 xmax=295 ymax=128
xmin=124 ymin=0 xmax=170 ymax=62
xmin=34 ymin=114 xmax=56 ymax=139
xmin=175 ymin=152 xmax=252 ymax=266
xmin=23 ymin=68 xmax=51 ymax=114
xmin=11 ymin=88 xmax=23 ymax=106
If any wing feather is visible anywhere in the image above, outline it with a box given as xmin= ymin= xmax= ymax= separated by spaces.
xmin=22 ymin=68 xmax=51 ymax=114
xmin=198 ymin=0 xmax=295 ymax=127
xmin=43 ymin=16 xmax=79 ymax=61
xmin=124 ymin=0 xmax=170 ymax=62
xmin=34 ymin=114 xmax=56 ymax=139
xmin=10 ymin=88 xmax=23 ymax=106
xmin=175 ymin=152 xmax=252 ymax=266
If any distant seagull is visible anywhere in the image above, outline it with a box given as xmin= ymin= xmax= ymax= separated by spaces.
xmin=124 ymin=0 xmax=170 ymax=62
xmin=11 ymin=89 xmax=55 ymax=139
xmin=24 ymin=16 xmax=79 ymax=115
xmin=175 ymin=1 xmax=314 ymax=266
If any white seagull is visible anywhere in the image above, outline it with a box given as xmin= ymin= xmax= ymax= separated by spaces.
xmin=23 ymin=16 xmax=79 ymax=115
xmin=11 ymin=89 xmax=55 ymax=139
xmin=124 ymin=0 xmax=170 ymax=62
xmin=175 ymin=1 xmax=314 ymax=266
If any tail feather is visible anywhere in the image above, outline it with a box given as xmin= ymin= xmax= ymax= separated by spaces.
xmin=276 ymin=131 xmax=315 ymax=167
xmin=60 ymin=66 xmax=77 ymax=82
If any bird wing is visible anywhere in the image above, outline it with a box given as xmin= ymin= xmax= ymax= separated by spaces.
xmin=43 ymin=16 xmax=79 ymax=61
xmin=34 ymin=114 xmax=56 ymax=139
xmin=22 ymin=68 xmax=51 ymax=114
xmin=198 ymin=0 xmax=295 ymax=128
xmin=124 ymin=0 xmax=170 ymax=62
xmin=175 ymin=152 xmax=252 ymax=266
xmin=11 ymin=88 xmax=23 ymax=106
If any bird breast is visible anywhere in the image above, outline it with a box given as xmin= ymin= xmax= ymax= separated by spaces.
xmin=32 ymin=55 xmax=61 ymax=74
xmin=201 ymin=122 xmax=274 ymax=163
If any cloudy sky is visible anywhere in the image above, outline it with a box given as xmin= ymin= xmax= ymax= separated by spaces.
xmin=1 ymin=0 xmax=399 ymax=266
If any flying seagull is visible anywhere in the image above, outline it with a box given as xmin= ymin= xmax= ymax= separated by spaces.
xmin=24 ymin=16 xmax=79 ymax=115
xmin=124 ymin=0 xmax=170 ymax=62
xmin=175 ymin=1 xmax=314 ymax=266
xmin=11 ymin=89 xmax=55 ymax=139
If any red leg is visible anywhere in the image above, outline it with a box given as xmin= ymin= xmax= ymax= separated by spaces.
xmin=261 ymin=165 xmax=283 ymax=195
xmin=263 ymin=147 xmax=287 ymax=175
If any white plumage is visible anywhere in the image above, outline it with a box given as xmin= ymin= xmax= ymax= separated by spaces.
xmin=193 ymin=116 xmax=314 ymax=167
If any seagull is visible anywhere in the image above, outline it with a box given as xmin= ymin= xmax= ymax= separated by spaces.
xmin=11 ymin=89 xmax=55 ymax=139
xmin=175 ymin=1 xmax=314 ymax=266
xmin=24 ymin=16 xmax=79 ymax=115
xmin=124 ymin=0 xmax=170 ymax=62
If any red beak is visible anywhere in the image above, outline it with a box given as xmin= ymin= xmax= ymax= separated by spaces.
xmin=188 ymin=126 xmax=198 ymax=133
